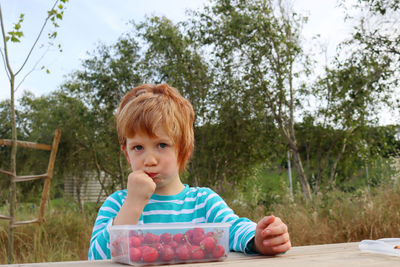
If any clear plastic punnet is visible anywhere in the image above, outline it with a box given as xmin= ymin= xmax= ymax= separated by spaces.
xmin=110 ymin=223 xmax=230 ymax=265
xmin=359 ymin=238 xmax=400 ymax=257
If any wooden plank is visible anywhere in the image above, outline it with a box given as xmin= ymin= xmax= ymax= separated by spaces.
xmin=38 ymin=129 xmax=61 ymax=222
xmin=0 ymin=214 xmax=12 ymax=220
xmin=0 ymin=139 xmax=52 ymax=151
xmin=11 ymin=218 xmax=40 ymax=228
xmin=0 ymin=169 xmax=13 ymax=176
xmin=13 ymin=174 xmax=48 ymax=182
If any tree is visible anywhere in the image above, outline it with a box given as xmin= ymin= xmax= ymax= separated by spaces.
xmin=191 ymin=0 xmax=313 ymax=200
xmin=0 ymin=0 xmax=67 ymax=263
xmin=341 ymin=0 xmax=400 ymax=116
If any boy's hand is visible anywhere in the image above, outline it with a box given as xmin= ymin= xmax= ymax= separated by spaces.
xmin=126 ymin=170 xmax=156 ymax=205
xmin=254 ymin=215 xmax=291 ymax=255
xmin=113 ymin=171 xmax=156 ymax=225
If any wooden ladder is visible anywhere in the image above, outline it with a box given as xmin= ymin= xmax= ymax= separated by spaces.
xmin=0 ymin=129 xmax=61 ymax=227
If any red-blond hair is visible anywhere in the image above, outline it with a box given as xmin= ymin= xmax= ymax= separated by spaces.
xmin=116 ymin=84 xmax=194 ymax=173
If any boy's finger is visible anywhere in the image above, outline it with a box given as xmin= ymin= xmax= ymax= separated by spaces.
xmin=262 ymin=223 xmax=288 ymax=237
xmin=256 ymin=215 xmax=275 ymax=231
xmin=263 ymin=232 xmax=290 ymax=247
xmin=270 ymin=240 xmax=292 ymax=254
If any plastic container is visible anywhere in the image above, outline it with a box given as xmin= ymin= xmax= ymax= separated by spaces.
xmin=110 ymin=223 xmax=230 ymax=265
xmin=359 ymin=238 xmax=400 ymax=257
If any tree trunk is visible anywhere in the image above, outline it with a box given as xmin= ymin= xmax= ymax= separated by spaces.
xmin=73 ymin=175 xmax=83 ymax=212
xmin=291 ymin=146 xmax=312 ymax=202
xmin=8 ymin=74 xmax=16 ymax=264
xmin=328 ymin=137 xmax=348 ymax=187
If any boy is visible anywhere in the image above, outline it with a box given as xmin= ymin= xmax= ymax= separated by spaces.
xmin=88 ymin=84 xmax=291 ymax=260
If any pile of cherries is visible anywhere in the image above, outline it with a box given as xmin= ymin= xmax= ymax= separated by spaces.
xmin=111 ymin=227 xmax=226 ymax=264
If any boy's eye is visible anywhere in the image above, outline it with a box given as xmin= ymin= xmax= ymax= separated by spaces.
xmin=133 ymin=145 xmax=143 ymax=151
xmin=159 ymin=143 xmax=168 ymax=149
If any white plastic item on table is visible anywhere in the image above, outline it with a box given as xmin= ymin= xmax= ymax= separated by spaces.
xmin=359 ymin=238 xmax=400 ymax=257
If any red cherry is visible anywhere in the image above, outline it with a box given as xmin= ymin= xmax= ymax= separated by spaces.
xmin=142 ymin=246 xmax=159 ymax=263
xmin=139 ymin=245 xmax=151 ymax=253
xmin=129 ymin=247 xmax=142 ymax=262
xmin=173 ymin=233 xmax=186 ymax=244
xmin=160 ymin=233 xmax=172 ymax=244
xmin=191 ymin=245 xmax=205 ymax=260
xmin=169 ymin=240 xmax=179 ymax=249
xmin=191 ymin=228 xmax=205 ymax=245
xmin=176 ymin=244 xmax=191 ymax=260
xmin=160 ymin=245 xmax=175 ymax=261
xmin=212 ymin=245 xmax=225 ymax=258
xmin=154 ymin=242 xmax=163 ymax=251
xmin=129 ymin=230 xmax=139 ymax=237
xmin=112 ymin=237 xmax=129 ymax=256
xmin=111 ymin=249 xmax=119 ymax=257
xmin=144 ymin=232 xmax=160 ymax=244
xmin=200 ymin=236 xmax=216 ymax=253
xmin=129 ymin=236 xmax=141 ymax=247
xmin=185 ymin=229 xmax=194 ymax=242
xmin=206 ymin=231 xmax=216 ymax=238
xmin=112 ymin=237 xmax=128 ymax=248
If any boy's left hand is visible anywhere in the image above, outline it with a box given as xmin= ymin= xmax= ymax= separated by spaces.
xmin=254 ymin=215 xmax=291 ymax=255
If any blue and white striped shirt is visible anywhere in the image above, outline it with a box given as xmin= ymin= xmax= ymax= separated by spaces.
xmin=88 ymin=184 xmax=256 ymax=260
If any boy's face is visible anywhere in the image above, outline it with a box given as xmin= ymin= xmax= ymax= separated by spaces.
xmin=122 ymin=127 xmax=182 ymax=195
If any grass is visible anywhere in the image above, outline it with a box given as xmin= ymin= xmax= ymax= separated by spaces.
xmin=1 ymin=179 xmax=400 ymax=263
xmin=227 ymin=182 xmax=400 ymax=246
xmin=0 ymin=199 xmax=96 ymax=264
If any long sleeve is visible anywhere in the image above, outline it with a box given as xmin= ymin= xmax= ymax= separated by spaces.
xmin=201 ymin=188 xmax=257 ymax=253
xmin=88 ymin=190 xmax=125 ymax=260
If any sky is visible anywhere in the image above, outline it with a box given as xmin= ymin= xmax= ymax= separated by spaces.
xmin=0 ymin=0 xmax=397 ymax=125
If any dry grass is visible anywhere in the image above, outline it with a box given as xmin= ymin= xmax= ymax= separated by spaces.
xmin=250 ymin=183 xmax=400 ymax=246
xmin=0 ymin=208 xmax=94 ymax=264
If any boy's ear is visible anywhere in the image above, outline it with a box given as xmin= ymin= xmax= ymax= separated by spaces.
xmin=121 ymin=145 xmax=130 ymax=164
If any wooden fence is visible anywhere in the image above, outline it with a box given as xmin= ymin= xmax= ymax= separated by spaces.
xmin=64 ymin=173 xmax=111 ymax=203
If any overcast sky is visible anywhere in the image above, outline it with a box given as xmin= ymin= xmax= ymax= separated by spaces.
xmin=1 ymin=0 xmax=395 ymax=125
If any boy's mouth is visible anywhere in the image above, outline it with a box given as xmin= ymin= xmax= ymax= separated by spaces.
xmin=145 ymin=172 xmax=157 ymax=179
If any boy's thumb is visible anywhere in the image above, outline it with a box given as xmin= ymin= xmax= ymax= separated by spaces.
xmin=257 ymin=215 xmax=275 ymax=230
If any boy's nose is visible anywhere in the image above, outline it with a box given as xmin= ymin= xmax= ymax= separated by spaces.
xmin=144 ymin=152 xmax=157 ymax=166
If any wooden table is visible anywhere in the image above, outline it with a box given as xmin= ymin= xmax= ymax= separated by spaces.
xmin=4 ymin=242 xmax=400 ymax=266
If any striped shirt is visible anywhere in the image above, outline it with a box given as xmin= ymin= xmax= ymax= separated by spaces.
xmin=88 ymin=184 xmax=257 ymax=260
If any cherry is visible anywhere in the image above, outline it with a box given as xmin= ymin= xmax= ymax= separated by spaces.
xmin=112 ymin=237 xmax=128 ymax=248
xmin=200 ymin=236 xmax=216 ymax=253
xmin=173 ymin=233 xmax=186 ymax=244
xmin=129 ymin=236 xmax=141 ymax=248
xmin=191 ymin=245 xmax=205 ymax=260
xmin=142 ymin=246 xmax=159 ymax=263
xmin=176 ymin=244 xmax=191 ymax=260
xmin=154 ymin=242 xmax=163 ymax=251
xmin=129 ymin=247 xmax=142 ymax=262
xmin=185 ymin=229 xmax=194 ymax=242
xmin=144 ymin=232 xmax=160 ymax=244
xmin=160 ymin=245 xmax=175 ymax=261
xmin=191 ymin=228 xmax=206 ymax=245
xmin=111 ymin=249 xmax=119 ymax=257
xmin=169 ymin=240 xmax=179 ymax=249
xmin=160 ymin=233 xmax=172 ymax=244
xmin=212 ymin=245 xmax=225 ymax=259
xmin=129 ymin=230 xmax=139 ymax=237
xmin=206 ymin=231 xmax=216 ymax=238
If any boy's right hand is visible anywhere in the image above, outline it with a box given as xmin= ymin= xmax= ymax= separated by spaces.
xmin=126 ymin=170 xmax=156 ymax=206
xmin=113 ymin=170 xmax=155 ymax=225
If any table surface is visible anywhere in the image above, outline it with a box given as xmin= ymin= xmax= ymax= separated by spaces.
xmin=5 ymin=242 xmax=400 ymax=267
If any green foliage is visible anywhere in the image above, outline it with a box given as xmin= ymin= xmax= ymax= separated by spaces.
xmin=1 ymin=0 xmax=399 ymax=207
